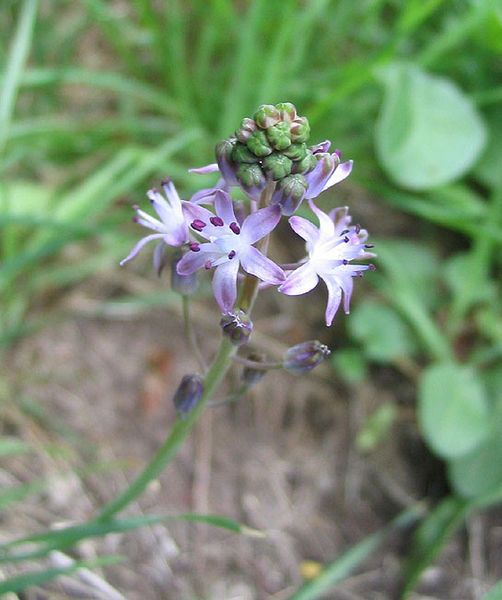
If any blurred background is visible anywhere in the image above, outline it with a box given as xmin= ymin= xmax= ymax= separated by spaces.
xmin=1 ymin=0 xmax=501 ymax=598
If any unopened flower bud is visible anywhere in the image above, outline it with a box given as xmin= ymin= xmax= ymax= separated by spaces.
xmin=266 ymin=122 xmax=291 ymax=151
xmin=235 ymin=117 xmax=257 ymax=143
xmin=275 ymin=102 xmax=297 ymax=122
xmin=283 ymin=341 xmax=331 ymax=374
xmin=236 ymin=163 xmax=266 ymax=194
xmin=291 ymin=149 xmax=317 ymax=174
xmin=254 ymin=104 xmax=281 ymax=129
xmin=246 ymin=130 xmax=273 ymax=157
xmin=271 ymin=174 xmax=308 ymax=215
xmin=220 ymin=310 xmax=253 ymax=346
xmin=262 ymin=153 xmax=293 ymax=180
xmin=242 ymin=352 xmax=267 ymax=386
xmin=283 ymin=142 xmax=307 ymax=161
xmin=290 ymin=116 xmax=311 ymax=143
xmin=215 ymin=139 xmax=238 ymax=185
xmin=173 ymin=374 xmax=204 ymax=418
xmin=172 ymin=251 xmax=198 ymax=295
xmin=231 ymin=142 xmax=259 ymax=164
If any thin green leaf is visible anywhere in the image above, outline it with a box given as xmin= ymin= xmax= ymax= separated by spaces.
xmin=0 ymin=555 xmax=123 ymax=594
xmin=289 ymin=505 xmax=423 ymax=600
xmin=0 ymin=438 xmax=31 ymax=458
xmin=0 ymin=0 xmax=39 ymax=155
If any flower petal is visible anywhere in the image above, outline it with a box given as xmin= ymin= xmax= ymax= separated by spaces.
xmin=177 ymin=247 xmax=218 ymax=275
xmin=239 ymin=246 xmax=285 ymax=284
xmin=288 ymin=216 xmax=319 ymax=246
xmin=311 ymin=140 xmax=331 ymax=154
xmin=212 ymin=259 xmax=240 ymax=312
xmin=322 ymin=160 xmax=353 ymax=192
xmin=279 ymin=262 xmax=319 ymax=295
xmin=214 ymin=190 xmax=237 ymax=224
xmin=321 ymin=275 xmax=342 ymax=326
xmin=304 ymin=156 xmax=336 ymax=199
xmin=120 ymin=234 xmax=165 ymax=266
xmin=189 ymin=163 xmax=220 ymax=174
xmin=241 ymin=205 xmax=281 ymax=244
xmin=308 ymin=200 xmax=335 ymax=239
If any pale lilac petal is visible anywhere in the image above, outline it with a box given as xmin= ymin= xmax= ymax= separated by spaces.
xmin=304 ymin=157 xmax=335 ymax=199
xmin=135 ymin=209 xmax=166 ymax=233
xmin=239 ymin=246 xmax=285 ymax=284
xmin=289 ymin=216 xmax=319 ymax=246
xmin=153 ymin=241 xmax=167 ymax=276
xmin=120 ymin=234 xmax=165 ymax=266
xmin=328 ymin=206 xmax=350 ymax=232
xmin=177 ymin=247 xmax=219 ymax=275
xmin=146 ymin=189 xmax=174 ymax=223
xmin=311 ymin=140 xmax=331 ymax=154
xmin=322 ymin=160 xmax=353 ymax=191
xmin=214 ymin=190 xmax=236 ymax=224
xmin=189 ymin=184 xmax=222 ymax=204
xmin=181 ymin=202 xmax=222 ymax=240
xmin=161 ymin=179 xmax=182 ymax=210
xmin=321 ymin=276 xmax=342 ymax=326
xmin=279 ymin=263 xmax=319 ymax=295
xmin=189 ymin=163 xmax=219 ymax=174
xmin=308 ymin=200 xmax=335 ymax=239
xmin=340 ymin=276 xmax=354 ymax=314
xmin=163 ymin=223 xmax=189 ymax=246
xmin=241 ymin=205 xmax=281 ymax=244
xmin=212 ymin=259 xmax=240 ymax=312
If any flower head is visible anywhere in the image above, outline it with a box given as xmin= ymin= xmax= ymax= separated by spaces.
xmin=120 ymin=179 xmax=188 ymax=267
xmin=279 ymin=200 xmax=375 ymax=326
xmin=177 ymin=190 xmax=284 ymax=312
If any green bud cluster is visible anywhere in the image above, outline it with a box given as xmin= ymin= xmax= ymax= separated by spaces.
xmin=219 ymin=102 xmax=319 ymax=191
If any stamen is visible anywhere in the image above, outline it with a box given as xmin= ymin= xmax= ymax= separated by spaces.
xmin=228 ymin=250 xmax=236 ymax=259
xmin=365 ymin=244 xmax=374 ymax=249
xmin=343 ymin=236 xmax=350 ymax=243
xmin=161 ymin=177 xmax=172 ymax=186
xmin=340 ymin=229 xmax=349 ymax=235
xmin=204 ymin=260 xmax=212 ymax=270
xmin=191 ymin=219 xmax=207 ymax=232
xmin=132 ymin=204 xmax=139 ymax=210
xmin=368 ymin=263 xmax=376 ymax=271
xmin=210 ymin=216 xmax=224 ymax=227
xmin=132 ymin=216 xmax=139 ymax=223
xmin=355 ymin=223 xmax=361 ymax=233
xmin=189 ymin=242 xmax=200 ymax=252
xmin=229 ymin=222 xmax=241 ymax=235
xmin=342 ymin=259 xmax=348 ymax=265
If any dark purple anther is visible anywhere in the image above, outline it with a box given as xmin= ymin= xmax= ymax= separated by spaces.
xmin=343 ymin=236 xmax=350 ymax=243
xmin=229 ymin=222 xmax=240 ymax=235
xmin=342 ymin=259 xmax=348 ymax=265
xmin=189 ymin=242 xmax=200 ymax=252
xmin=191 ymin=219 xmax=207 ymax=232
xmin=365 ymin=244 xmax=375 ymax=249
xmin=210 ymin=216 xmax=224 ymax=227
xmin=132 ymin=216 xmax=139 ymax=223
xmin=204 ymin=260 xmax=212 ymax=270
xmin=228 ymin=250 xmax=236 ymax=259
xmin=355 ymin=223 xmax=361 ymax=233
xmin=369 ymin=263 xmax=376 ymax=271
xmin=340 ymin=229 xmax=349 ymax=235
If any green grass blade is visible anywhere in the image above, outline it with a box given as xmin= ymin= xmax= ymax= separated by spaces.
xmin=0 ymin=438 xmax=31 ymax=457
xmin=289 ymin=505 xmax=423 ymax=600
xmin=0 ymin=0 xmax=39 ymax=155
xmin=0 ymin=555 xmax=123 ymax=594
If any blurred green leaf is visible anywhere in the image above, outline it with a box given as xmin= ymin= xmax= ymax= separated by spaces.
xmin=356 ymin=403 xmax=397 ymax=453
xmin=331 ymin=348 xmax=367 ymax=384
xmin=482 ymin=579 xmax=502 ymax=600
xmin=0 ymin=437 xmax=31 ymax=457
xmin=475 ymin=108 xmax=502 ymax=189
xmin=349 ymin=301 xmax=418 ymax=362
xmin=402 ymin=496 xmax=468 ymax=598
xmin=375 ymin=63 xmax=486 ymax=190
xmin=418 ymin=363 xmax=490 ymax=459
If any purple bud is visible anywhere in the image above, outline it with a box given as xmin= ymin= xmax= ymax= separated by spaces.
xmin=171 ymin=252 xmax=198 ymax=295
xmin=242 ymin=352 xmax=268 ymax=386
xmin=220 ymin=310 xmax=253 ymax=346
xmin=283 ymin=341 xmax=331 ymax=374
xmin=173 ymin=374 xmax=204 ymax=418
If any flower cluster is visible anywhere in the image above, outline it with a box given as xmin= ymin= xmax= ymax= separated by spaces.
xmin=121 ymin=103 xmax=374 ymax=332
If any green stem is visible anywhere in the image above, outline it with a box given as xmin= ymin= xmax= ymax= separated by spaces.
xmin=96 ymin=338 xmax=236 ymax=521
xmin=182 ymin=295 xmax=207 ymax=372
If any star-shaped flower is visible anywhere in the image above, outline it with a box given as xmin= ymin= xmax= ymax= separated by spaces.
xmin=120 ymin=179 xmax=188 ymax=270
xmin=177 ymin=190 xmax=284 ymax=312
xmin=279 ymin=200 xmax=375 ymax=326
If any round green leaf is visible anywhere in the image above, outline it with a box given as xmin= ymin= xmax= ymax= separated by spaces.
xmin=349 ymin=301 xmax=417 ymax=362
xmin=375 ymin=63 xmax=486 ymax=190
xmin=448 ymin=434 xmax=502 ymax=499
xmin=418 ymin=363 xmax=490 ymax=459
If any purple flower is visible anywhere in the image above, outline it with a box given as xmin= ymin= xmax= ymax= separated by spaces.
xmin=279 ymin=200 xmax=375 ymax=326
xmin=120 ymin=179 xmax=188 ymax=267
xmin=304 ymin=142 xmax=353 ymax=200
xmin=177 ymin=190 xmax=284 ymax=312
